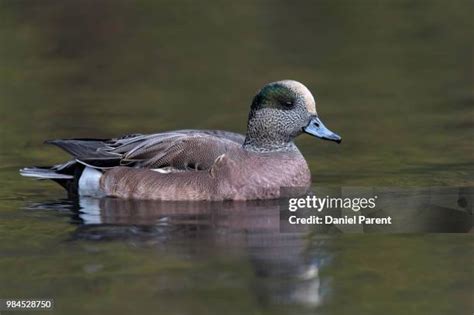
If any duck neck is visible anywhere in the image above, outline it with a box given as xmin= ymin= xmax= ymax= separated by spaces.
xmin=243 ymin=132 xmax=298 ymax=153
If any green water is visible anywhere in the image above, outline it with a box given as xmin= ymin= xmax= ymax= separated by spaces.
xmin=0 ymin=1 xmax=473 ymax=314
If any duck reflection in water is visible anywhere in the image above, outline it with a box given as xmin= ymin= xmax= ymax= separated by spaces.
xmin=29 ymin=196 xmax=332 ymax=307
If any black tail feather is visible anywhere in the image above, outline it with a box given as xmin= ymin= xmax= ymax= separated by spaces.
xmin=45 ymin=138 xmax=110 ymax=158
xmin=19 ymin=161 xmax=85 ymax=196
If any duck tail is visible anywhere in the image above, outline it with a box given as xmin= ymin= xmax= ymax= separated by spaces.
xmin=19 ymin=161 xmax=84 ymax=195
xmin=19 ymin=166 xmax=73 ymax=179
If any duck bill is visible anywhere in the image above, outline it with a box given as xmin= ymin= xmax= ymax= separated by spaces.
xmin=303 ymin=116 xmax=342 ymax=143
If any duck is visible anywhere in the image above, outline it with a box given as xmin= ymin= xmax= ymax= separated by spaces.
xmin=20 ymin=80 xmax=341 ymax=200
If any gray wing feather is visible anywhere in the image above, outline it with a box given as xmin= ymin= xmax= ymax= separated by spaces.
xmin=47 ymin=130 xmax=245 ymax=171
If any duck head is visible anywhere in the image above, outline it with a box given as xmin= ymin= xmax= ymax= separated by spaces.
xmin=243 ymin=80 xmax=341 ymax=152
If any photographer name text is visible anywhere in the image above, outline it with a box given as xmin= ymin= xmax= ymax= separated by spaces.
xmin=287 ymin=195 xmax=392 ymax=225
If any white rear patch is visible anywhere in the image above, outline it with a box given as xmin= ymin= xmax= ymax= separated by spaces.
xmin=79 ymin=167 xmax=105 ymax=197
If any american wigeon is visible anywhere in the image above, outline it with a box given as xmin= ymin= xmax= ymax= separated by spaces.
xmin=20 ymin=80 xmax=341 ymax=200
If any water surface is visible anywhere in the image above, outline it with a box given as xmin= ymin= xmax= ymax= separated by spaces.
xmin=0 ymin=1 xmax=472 ymax=314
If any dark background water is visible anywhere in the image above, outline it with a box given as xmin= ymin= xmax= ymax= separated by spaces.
xmin=0 ymin=1 xmax=472 ymax=314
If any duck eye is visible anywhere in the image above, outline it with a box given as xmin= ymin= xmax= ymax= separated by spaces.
xmin=285 ymin=101 xmax=293 ymax=106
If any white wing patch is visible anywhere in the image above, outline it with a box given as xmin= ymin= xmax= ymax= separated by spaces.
xmin=151 ymin=167 xmax=182 ymax=174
